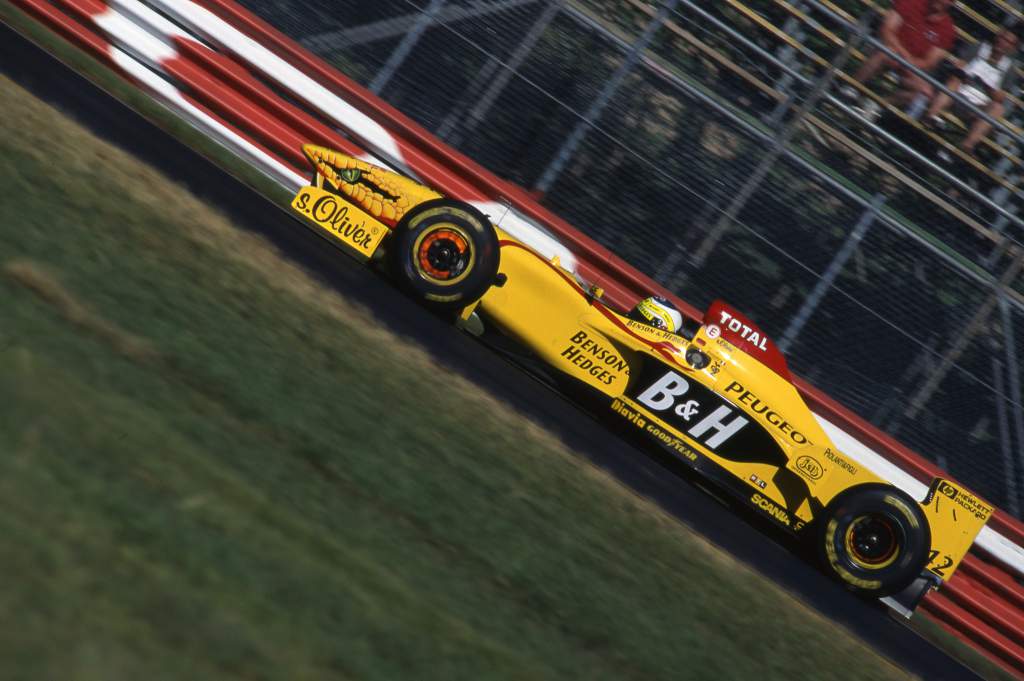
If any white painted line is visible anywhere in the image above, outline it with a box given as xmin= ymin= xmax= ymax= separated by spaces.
xmin=110 ymin=46 xmax=307 ymax=190
xmin=145 ymin=0 xmax=406 ymax=164
xmin=108 ymin=0 xmax=197 ymax=44
xmin=472 ymin=201 xmax=578 ymax=269
xmin=94 ymin=8 xmax=179 ymax=66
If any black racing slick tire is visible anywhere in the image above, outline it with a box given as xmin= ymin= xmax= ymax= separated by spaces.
xmin=816 ymin=485 xmax=930 ymax=598
xmin=389 ymin=198 xmax=500 ymax=310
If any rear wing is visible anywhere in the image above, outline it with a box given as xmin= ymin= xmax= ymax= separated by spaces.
xmin=920 ymin=477 xmax=994 ymax=582
xmin=883 ymin=478 xmax=993 ymax=617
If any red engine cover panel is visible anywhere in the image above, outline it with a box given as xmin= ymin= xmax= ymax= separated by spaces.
xmin=703 ymin=300 xmax=792 ymax=381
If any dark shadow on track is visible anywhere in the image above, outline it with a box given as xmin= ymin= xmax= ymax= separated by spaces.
xmin=0 ymin=23 xmax=984 ymax=681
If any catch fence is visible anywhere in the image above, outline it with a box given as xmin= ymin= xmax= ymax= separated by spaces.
xmin=240 ymin=0 xmax=1024 ymax=520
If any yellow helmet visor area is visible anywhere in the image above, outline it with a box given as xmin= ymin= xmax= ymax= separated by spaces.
xmin=636 ymin=298 xmax=676 ymax=331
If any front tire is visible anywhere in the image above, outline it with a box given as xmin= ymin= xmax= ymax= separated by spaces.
xmin=389 ymin=199 xmax=500 ymax=310
xmin=816 ymin=485 xmax=930 ymax=597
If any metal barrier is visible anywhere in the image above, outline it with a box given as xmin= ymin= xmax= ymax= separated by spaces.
xmin=5 ymin=0 xmax=1024 ymax=675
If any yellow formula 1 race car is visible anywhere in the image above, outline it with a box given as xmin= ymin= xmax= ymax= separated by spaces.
xmin=290 ymin=144 xmax=993 ymax=612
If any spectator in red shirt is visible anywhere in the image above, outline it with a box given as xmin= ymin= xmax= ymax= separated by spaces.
xmin=841 ymin=0 xmax=956 ymax=109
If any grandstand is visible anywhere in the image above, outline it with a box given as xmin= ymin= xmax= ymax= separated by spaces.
xmin=241 ymin=0 xmax=1024 ymax=520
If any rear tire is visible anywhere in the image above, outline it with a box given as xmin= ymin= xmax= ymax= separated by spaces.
xmin=389 ymin=199 xmax=499 ymax=311
xmin=816 ymin=485 xmax=930 ymax=597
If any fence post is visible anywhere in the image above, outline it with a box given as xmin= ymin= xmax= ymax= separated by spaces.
xmin=533 ymin=0 xmax=680 ymax=194
xmin=902 ymin=255 xmax=1024 ymax=422
xmin=994 ymin=354 xmax=1021 ymax=516
xmin=686 ymin=12 xmax=870 ymax=270
xmin=369 ymin=0 xmax=447 ymax=94
xmin=777 ymin=193 xmax=885 ymax=353
xmin=983 ymin=182 xmax=1020 ymax=268
xmin=764 ymin=3 xmax=809 ymax=123
xmin=1001 ymin=294 xmax=1024 ymax=515
xmin=441 ymin=0 xmax=563 ymax=143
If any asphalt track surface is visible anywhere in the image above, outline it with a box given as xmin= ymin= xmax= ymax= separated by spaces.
xmin=0 ymin=24 xmax=986 ymax=681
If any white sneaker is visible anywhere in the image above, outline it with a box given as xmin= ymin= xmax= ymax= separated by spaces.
xmin=856 ymin=99 xmax=882 ymax=123
xmin=838 ymin=84 xmax=860 ymax=102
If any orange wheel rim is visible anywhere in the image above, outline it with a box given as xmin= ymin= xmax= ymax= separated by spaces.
xmin=844 ymin=514 xmax=899 ymax=570
xmin=416 ymin=228 xmax=471 ymax=280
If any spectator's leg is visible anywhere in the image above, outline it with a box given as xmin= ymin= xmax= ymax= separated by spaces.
xmin=924 ymin=77 xmax=962 ymax=119
xmin=961 ymin=99 xmax=1004 ymax=155
xmin=852 ymin=50 xmax=896 ymax=85
xmin=891 ymin=71 xmax=934 ymax=109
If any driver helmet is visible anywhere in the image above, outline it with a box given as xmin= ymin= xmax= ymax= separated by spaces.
xmin=628 ymin=295 xmax=682 ymax=333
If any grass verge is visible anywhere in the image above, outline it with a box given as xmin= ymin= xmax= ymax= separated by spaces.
xmin=0 ymin=65 xmax=921 ymax=681
xmin=910 ymin=617 xmax=1019 ymax=681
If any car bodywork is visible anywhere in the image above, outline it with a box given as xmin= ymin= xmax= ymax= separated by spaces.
xmin=474 ymin=239 xmax=990 ymax=589
xmin=290 ymin=144 xmax=993 ymax=608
